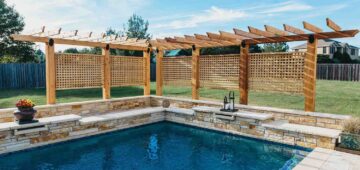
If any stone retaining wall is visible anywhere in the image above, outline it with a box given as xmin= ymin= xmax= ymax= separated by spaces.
xmin=151 ymin=96 xmax=350 ymax=130
xmin=0 ymin=95 xmax=351 ymax=154
xmin=165 ymin=110 xmax=337 ymax=149
xmin=0 ymin=112 xmax=164 ymax=154
xmin=0 ymin=96 xmax=150 ymax=123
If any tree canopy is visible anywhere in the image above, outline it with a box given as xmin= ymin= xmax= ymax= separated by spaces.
xmin=126 ymin=14 xmax=151 ymax=39
xmin=262 ymin=42 xmax=289 ymax=52
xmin=0 ymin=0 xmax=36 ymax=63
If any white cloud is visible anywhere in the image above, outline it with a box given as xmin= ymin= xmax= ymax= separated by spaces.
xmin=6 ymin=0 xmax=150 ymax=32
xmin=259 ymin=1 xmax=313 ymax=13
xmin=152 ymin=6 xmax=247 ymax=29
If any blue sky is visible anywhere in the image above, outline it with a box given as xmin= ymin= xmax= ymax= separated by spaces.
xmin=7 ymin=0 xmax=360 ymax=50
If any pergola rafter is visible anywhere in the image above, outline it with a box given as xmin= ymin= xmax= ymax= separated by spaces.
xmin=12 ymin=27 xmax=149 ymax=51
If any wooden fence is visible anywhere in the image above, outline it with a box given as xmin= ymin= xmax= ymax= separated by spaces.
xmin=0 ymin=63 xmax=358 ymax=89
xmin=0 ymin=63 xmax=45 ymax=89
xmin=317 ymin=64 xmax=360 ymax=81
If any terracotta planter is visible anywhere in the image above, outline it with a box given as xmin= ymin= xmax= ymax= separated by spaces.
xmin=340 ymin=132 xmax=360 ymax=151
xmin=14 ymin=107 xmax=37 ymax=124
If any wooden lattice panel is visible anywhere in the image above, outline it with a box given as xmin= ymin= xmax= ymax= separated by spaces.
xmin=249 ymin=52 xmax=305 ymax=94
xmin=56 ymin=53 xmax=103 ymax=89
xmin=111 ymin=56 xmax=144 ymax=87
xmin=200 ymin=54 xmax=240 ymax=89
xmin=163 ymin=56 xmax=192 ymax=86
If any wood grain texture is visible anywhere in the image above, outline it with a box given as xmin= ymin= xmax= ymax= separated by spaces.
xmin=143 ymin=50 xmax=151 ymax=95
xmin=45 ymin=43 xmax=56 ymax=104
xmin=192 ymin=47 xmax=201 ymax=100
xmin=326 ymin=18 xmax=341 ymax=31
xmin=304 ymin=38 xmax=318 ymax=112
xmin=102 ymin=48 xmax=111 ymax=99
xmin=156 ymin=50 xmax=164 ymax=96
xmin=239 ymin=44 xmax=249 ymax=104
xmin=303 ymin=21 xmax=323 ymax=33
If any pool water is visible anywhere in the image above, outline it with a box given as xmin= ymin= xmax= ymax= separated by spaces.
xmin=0 ymin=122 xmax=310 ymax=170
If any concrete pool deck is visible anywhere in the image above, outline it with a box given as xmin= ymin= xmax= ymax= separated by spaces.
xmin=294 ymin=148 xmax=360 ymax=170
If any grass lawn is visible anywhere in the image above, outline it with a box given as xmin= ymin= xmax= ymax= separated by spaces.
xmin=0 ymin=80 xmax=359 ymax=116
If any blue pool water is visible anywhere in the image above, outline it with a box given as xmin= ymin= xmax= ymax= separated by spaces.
xmin=0 ymin=122 xmax=310 ymax=170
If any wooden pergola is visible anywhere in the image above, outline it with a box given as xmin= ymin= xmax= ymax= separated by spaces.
xmin=11 ymin=18 xmax=359 ymax=112
xmin=12 ymin=27 xmax=152 ymax=105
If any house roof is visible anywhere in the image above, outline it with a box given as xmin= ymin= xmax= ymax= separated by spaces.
xmin=291 ymin=39 xmax=359 ymax=49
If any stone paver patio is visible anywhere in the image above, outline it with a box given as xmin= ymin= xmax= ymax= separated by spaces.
xmin=294 ymin=147 xmax=360 ymax=170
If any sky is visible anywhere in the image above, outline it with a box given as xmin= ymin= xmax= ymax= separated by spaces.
xmin=6 ymin=0 xmax=360 ymax=51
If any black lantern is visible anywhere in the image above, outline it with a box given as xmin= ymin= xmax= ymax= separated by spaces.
xmin=220 ymin=91 xmax=238 ymax=112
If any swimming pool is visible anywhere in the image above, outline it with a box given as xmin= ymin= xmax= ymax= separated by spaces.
xmin=0 ymin=122 xmax=310 ymax=170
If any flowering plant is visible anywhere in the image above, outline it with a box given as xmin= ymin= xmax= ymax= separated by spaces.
xmin=16 ymin=99 xmax=35 ymax=109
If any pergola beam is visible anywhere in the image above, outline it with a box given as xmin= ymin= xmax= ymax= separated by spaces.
xmin=11 ymin=34 xmax=147 ymax=51
xmin=243 ymin=29 xmax=359 ymax=44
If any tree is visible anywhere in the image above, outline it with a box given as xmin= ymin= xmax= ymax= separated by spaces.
xmin=63 ymin=48 xmax=79 ymax=54
xmin=262 ymin=42 xmax=289 ymax=52
xmin=34 ymin=49 xmax=45 ymax=63
xmin=333 ymin=51 xmax=354 ymax=63
xmin=126 ymin=14 xmax=151 ymax=39
xmin=0 ymin=0 xmax=36 ymax=62
xmin=317 ymin=54 xmax=333 ymax=63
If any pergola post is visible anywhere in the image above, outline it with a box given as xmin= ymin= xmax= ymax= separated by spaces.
xmin=102 ymin=45 xmax=111 ymax=99
xmin=304 ymin=35 xmax=318 ymax=112
xmin=192 ymin=45 xmax=200 ymax=100
xmin=156 ymin=49 xmax=163 ymax=96
xmin=239 ymin=43 xmax=249 ymax=104
xmin=144 ymin=48 xmax=151 ymax=95
xmin=45 ymin=39 xmax=56 ymax=104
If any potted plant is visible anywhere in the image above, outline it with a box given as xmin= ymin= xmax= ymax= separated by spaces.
xmin=340 ymin=118 xmax=360 ymax=151
xmin=14 ymin=99 xmax=37 ymax=124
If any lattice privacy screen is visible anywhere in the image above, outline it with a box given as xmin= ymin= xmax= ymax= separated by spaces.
xmin=163 ymin=56 xmax=192 ymax=86
xmin=56 ymin=53 xmax=103 ymax=89
xmin=200 ymin=54 xmax=240 ymax=89
xmin=249 ymin=52 xmax=305 ymax=94
xmin=111 ymin=56 xmax=144 ymax=87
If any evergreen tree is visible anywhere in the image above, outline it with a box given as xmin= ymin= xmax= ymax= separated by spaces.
xmin=0 ymin=0 xmax=36 ymax=62
xmin=126 ymin=14 xmax=151 ymax=39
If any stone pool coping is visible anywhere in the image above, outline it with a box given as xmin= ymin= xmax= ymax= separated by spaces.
xmin=151 ymin=95 xmax=351 ymax=120
xmin=1 ymin=106 xmax=359 ymax=170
